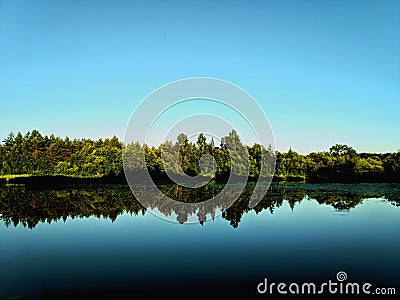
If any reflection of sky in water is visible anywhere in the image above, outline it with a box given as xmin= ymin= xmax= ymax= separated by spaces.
xmin=0 ymin=196 xmax=399 ymax=298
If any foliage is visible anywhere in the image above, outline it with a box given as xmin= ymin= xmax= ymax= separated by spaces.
xmin=0 ymin=130 xmax=399 ymax=183
xmin=0 ymin=130 xmax=122 ymax=177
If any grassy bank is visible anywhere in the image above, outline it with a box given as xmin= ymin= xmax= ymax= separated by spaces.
xmin=1 ymin=174 xmax=126 ymax=187
xmin=2 ymin=173 xmax=399 ymax=188
xmin=0 ymin=173 xmax=286 ymax=188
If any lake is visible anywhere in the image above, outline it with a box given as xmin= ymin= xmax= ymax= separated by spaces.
xmin=1 ymin=183 xmax=399 ymax=299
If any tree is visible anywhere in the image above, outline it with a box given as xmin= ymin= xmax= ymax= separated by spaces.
xmin=221 ymin=130 xmax=249 ymax=176
xmin=123 ymin=142 xmax=146 ymax=172
xmin=329 ymin=144 xmax=356 ymax=157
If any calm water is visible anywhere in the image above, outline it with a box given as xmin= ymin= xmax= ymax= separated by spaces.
xmin=0 ymin=183 xmax=399 ymax=299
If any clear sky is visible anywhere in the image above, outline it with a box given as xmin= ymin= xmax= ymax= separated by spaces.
xmin=1 ymin=0 xmax=399 ymax=154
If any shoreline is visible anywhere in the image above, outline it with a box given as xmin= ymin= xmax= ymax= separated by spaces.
xmin=1 ymin=174 xmax=399 ymax=188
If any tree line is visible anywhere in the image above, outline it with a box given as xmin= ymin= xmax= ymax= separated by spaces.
xmin=0 ymin=130 xmax=399 ymax=183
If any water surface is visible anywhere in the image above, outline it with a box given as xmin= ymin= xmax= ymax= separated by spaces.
xmin=0 ymin=183 xmax=399 ymax=298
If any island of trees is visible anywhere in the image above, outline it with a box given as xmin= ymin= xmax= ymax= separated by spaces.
xmin=0 ymin=129 xmax=399 ymax=185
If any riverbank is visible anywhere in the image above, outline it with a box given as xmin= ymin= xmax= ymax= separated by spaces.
xmin=2 ymin=173 xmax=400 ymax=188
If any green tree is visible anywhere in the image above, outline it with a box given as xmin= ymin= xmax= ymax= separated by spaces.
xmin=221 ymin=130 xmax=249 ymax=176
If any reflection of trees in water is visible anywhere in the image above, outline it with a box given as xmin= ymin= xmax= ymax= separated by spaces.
xmin=389 ymin=200 xmax=400 ymax=207
xmin=307 ymin=191 xmax=364 ymax=210
xmin=0 ymin=186 xmax=145 ymax=229
xmin=382 ymin=189 xmax=400 ymax=207
xmin=143 ymin=183 xmax=243 ymax=225
xmin=0 ymin=183 xmax=399 ymax=228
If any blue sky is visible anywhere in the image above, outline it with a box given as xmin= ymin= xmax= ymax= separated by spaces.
xmin=1 ymin=0 xmax=399 ymax=154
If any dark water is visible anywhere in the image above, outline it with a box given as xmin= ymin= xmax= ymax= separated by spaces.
xmin=0 ymin=183 xmax=399 ymax=299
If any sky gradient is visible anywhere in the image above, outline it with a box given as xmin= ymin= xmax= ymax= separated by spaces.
xmin=1 ymin=0 xmax=399 ymax=154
